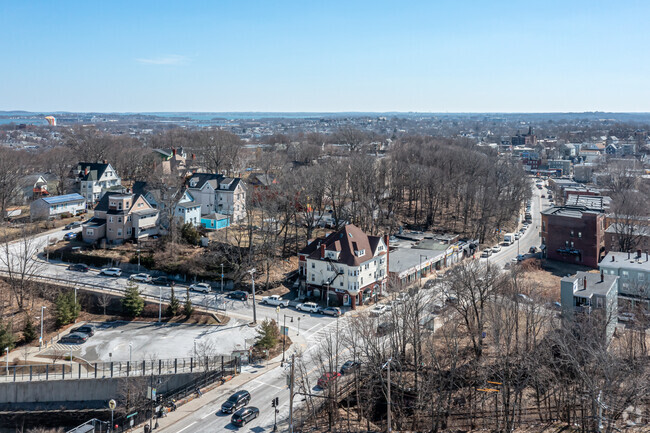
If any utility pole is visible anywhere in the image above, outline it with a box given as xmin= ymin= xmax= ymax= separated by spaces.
xmin=289 ymin=353 xmax=295 ymax=433
xmin=221 ymin=263 xmax=224 ymax=294
xmin=382 ymin=357 xmax=392 ymax=432
xmin=248 ymin=268 xmax=257 ymax=324
xmin=40 ymin=306 xmax=46 ymax=350
xmin=158 ymin=286 xmax=162 ymax=323
xmin=281 ymin=314 xmax=286 ymax=366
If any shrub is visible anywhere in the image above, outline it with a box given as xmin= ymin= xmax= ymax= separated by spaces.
xmin=55 ymin=291 xmax=80 ymax=327
xmin=0 ymin=321 xmax=15 ymax=351
xmin=23 ymin=317 xmax=37 ymax=343
xmin=167 ymin=286 xmax=180 ymax=316
xmin=254 ymin=319 xmax=279 ymax=351
xmin=184 ymin=288 xmax=194 ymax=318
xmin=122 ymin=281 xmax=144 ymax=317
xmin=181 ymin=223 xmax=201 ymax=245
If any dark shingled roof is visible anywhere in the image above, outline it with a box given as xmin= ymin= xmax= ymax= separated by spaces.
xmin=187 ymin=172 xmax=243 ymax=192
xmin=76 ymin=163 xmax=113 ymax=182
xmin=300 ymin=224 xmax=386 ymax=267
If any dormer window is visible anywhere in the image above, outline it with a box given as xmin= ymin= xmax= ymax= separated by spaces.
xmin=354 ymin=249 xmax=365 ymax=257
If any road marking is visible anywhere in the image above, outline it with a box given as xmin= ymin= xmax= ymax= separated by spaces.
xmin=252 ymin=378 xmax=284 ymax=390
xmin=176 ymin=421 xmax=196 ymax=433
xmin=200 ymin=410 xmax=213 ymax=419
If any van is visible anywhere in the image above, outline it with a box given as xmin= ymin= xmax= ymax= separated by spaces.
xmin=503 ymin=233 xmax=515 ymax=245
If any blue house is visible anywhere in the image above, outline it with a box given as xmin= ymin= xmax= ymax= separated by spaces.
xmin=201 ymin=213 xmax=230 ymax=230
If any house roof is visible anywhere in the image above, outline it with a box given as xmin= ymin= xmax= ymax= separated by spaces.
xmin=202 ymin=213 xmax=230 ymax=221
xmin=187 ymin=172 xmax=243 ymax=192
xmin=562 ymin=271 xmax=617 ymax=299
xmin=565 ymin=195 xmax=611 ymax=211
xmin=41 ymin=193 xmax=85 ymax=204
xmin=20 ymin=174 xmax=47 ymax=188
xmin=300 ymin=224 xmax=385 ymax=267
xmin=94 ymin=192 xmax=144 ymax=213
xmin=600 ymin=252 xmax=650 ymax=273
xmin=77 ymin=163 xmax=113 ymax=182
xmin=83 ymin=217 xmax=106 ymax=227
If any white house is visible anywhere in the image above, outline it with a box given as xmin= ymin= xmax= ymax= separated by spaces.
xmin=174 ymin=190 xmax=202 ymax=227
xmin=299 ymin=224 xmax=388 ymax=309
xmin=30 ymin=193 xmax=86 ymax=221
xmin=187 ymin=173 xmax=246 ymax=223
xmin=74 ymin=162 xmax=122 ymax=203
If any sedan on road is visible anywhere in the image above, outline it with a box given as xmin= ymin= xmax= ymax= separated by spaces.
xmin=231 ymin=406 xmax=259 ymax=427
xmin=67 ymin=263 xmax=89 ymax=272
xmin=64 ymin=221 xmax=82 ymax=230
xmin=261 ymin=294 xmax=290 ymax=307
xmin=64 ymin=232 xmax=77 ymax=241
xmin=189 ymin=283 xmax=211 ymax=293
xmin=492 ymin=245 xmax=502 ymax=253
xmin=321 ymin=307 xmax=342 ymax=317
xmin=129 ymin=273 xmax=152 ymax=283
xmin=227 ymin=291 xmax=249 ymax=301
xmin=317 ymin=372 xmax=341 ymax=389
xmin=480 ymin=249 xmax=492 ymax=258
xmin=71 ymin=325 xmax=95 ymax=337
xmin=60 ymin=333 xmax=89 ymax=344
xmin=99 ymin=267 xmax=122 ymax=277
xmin=340 ymin=360 xmax=361 ymax=375
xmin=370 ymin=305 xmax=387 ymax=316
xmin=221 ymin=390 xmax=251 ymax=414
xmin=152 ymin=276 xmax=171 ymax=286
xmin=296 ymin=302 xmax=320 ymax=313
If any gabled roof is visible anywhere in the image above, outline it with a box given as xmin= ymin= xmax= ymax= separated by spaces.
xmin=76 ymin=162 xmax=115 ymax=182
xmin=187 ymin=172 xmax=243 ymax=192
xmin=94 ymin=192 xmax=146 ymax=213
xmin=300 ymin=224 xmax=385 ymax=267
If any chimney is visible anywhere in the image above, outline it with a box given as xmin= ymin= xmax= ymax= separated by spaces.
xmin=611 ymin=255 xmax=615 ymax=262
xmin=628 ymin=251 xmax=631 ymax=260
xmin=192 ymin=153 xmax=196 ymax=160
xmin=637 ymin=250 xmax=642 ymax=259
xmin=103 ymin=159 xmax=107 ymax=164
xmin=172 ymin=147 xmax=177 ymax=157
xmin=600 ymin=270 xmax=604 ymax=282
xmin=583 ymin=276 xmax=587 ymax=291
xmin=320 ymin=243 xmax=326 ymax=259
xmin=84 ymin=167 xmax=89 ymax=176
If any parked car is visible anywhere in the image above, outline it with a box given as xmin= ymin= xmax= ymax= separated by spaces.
xmin=541 ymin=194 xmax=546 ymax=198
xmin=129 ymin=273 xmax=152 ymax=283
xmin=152 ymin=276 xmax=171 ymax=286
xmin=370 ymin=305 xmax=387 ymax=316
xmin=189 ymin=283 xmax=211 ymax=293
xmin=261 ymin=295 xmax=289 ymax=307
xmin=516 ymin=293 xmax=533 ymax=303
xmin=340 ymin=360 xmax=361 ymax=375
xmin=492 ymin=245 xmax=502 ymax=253
xmin=516 ymin=254 xmax=525 ymax=261
xmin=67 ymin=263 xmax=89 ymax=272
xmin=227 ymin=291 xmax=249 ymax=301
xmin=619 ymin=312 xmax=635 ymax=323
xmin=529 ymin=246 xmax=538 ymax=253
xmin=514 ymin=233 xmax=520 ymax=240
xmin=60 ymin=333 xmax=89 ymax=344
xmin=321 ymin=307 xmax=342 ymax=317
xmin=480 ymin=249 xmax=492 ymax=258
xmin=99 ymin=267 xmax=122 ymax=277
xmin=221 ymin=390 xmax=251 ymax=414
xmin=231 ymin=406 xmax=259 ymax=427
xmin=317 ymin=372 xmax=341 ymax=388
xmin=64 ymin=221 xmax=82 ymax=230
xmin=296 ymin=302 xmax=320 ymax=313
xmin=376 ymin=322 xmax=395 ymax=336
xmin=71 ymin=326 xmax=95 ymax=337
xmin=63 ymin=232 xmax=77 ymax=241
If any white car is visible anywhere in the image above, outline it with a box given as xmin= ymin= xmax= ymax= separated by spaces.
xmin=129 ymin=273 xmax=152 ymax=283
xmin=492 ymin=245 xmax=502 ymax=253
xmin=514 ymin=233 xmax=520 ymax=240
xmin=190 ymin=283 xmax=211 ymax=293
xmin=261 ymin=295 xmax=290 ymax=307
xmin=370 ymin=305 xmax=387 ymax=316
xmin=296 ymin=302 xmax=320 ymax=313
xmin=100 ymin=267 xmax=122 ymax=277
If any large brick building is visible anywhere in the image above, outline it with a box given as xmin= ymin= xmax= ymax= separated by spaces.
xmin=541 ymin=205 xmax=606 ymax=268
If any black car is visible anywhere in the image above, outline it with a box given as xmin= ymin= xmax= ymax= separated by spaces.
xmin=60 ymin=333 xmax=88 ymax=344
xmin=64 ymin=221 xmax=82 ymax=230
xmin=340 ymin=360 xmax=361 ymax=375
xmin=231 ymin=406 xmax=259 ymax=427
xmin=68 ymin=263 xmax=89 ymax=272
xmin=227 ymin=291 xmax=249 ymax=301
xmin=71 ymin=326 xmax=94 ymax=337
xmin=221 ymin=390 xmax=251 ymax=414
xmin=152 ymin=276 xmax=171 ymax=286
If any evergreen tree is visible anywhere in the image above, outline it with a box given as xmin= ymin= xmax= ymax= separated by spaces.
xmin=0 ymin=321 xmax=15 ymax=351
xmin=184 ymin=288 xmax=194 ymax=318
xmin=122 ymin=281 xmax=144 ymax=318
xmin=22 ymin=317 xmax=37 ymax=343
xmin=255 ymin=319 xmax=280 ymax=350
xmin=55 ymin=291 xmax=80 ymax=327
xmin=167 ymin=286 xmax=180 ymax=316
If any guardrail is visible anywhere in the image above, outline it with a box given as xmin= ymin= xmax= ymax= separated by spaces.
xmin=0 ymin=355 xmax=238 ymax=382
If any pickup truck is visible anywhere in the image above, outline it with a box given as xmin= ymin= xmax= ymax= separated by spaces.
xmin=261 ymin=295 xmax=290 ymax=307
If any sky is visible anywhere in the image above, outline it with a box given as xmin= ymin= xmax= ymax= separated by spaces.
xmin=1 ymin=0 xmax=649 ymax=113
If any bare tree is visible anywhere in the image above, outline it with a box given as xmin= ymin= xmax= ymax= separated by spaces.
xmin=0 ymin=227 xmax=45 ymax=310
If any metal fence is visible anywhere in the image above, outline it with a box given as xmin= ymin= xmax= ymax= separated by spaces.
xmin=0 ymin=355 xmax=238 ymax=382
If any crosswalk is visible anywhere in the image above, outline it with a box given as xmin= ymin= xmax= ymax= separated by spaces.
xmin=307 ymin=318 xmax=350 ymax=343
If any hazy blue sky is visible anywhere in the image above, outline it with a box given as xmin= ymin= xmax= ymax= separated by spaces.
xmin=2 ymin=0 xmax=649 ymax=112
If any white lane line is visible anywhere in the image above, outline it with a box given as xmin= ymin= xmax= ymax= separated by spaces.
xmin=252 ymin=379 xmax=284 ymax=390
xmin=176 ymin=421 xmax=197 ymax=433
xmin=200 ymin=410 xmax=214 ymax=419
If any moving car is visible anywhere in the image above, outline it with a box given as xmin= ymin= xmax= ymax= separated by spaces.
xmin=296 ymin=302 xmax=320 ymax=313
xmin=317 ymin=372 xmax=341 ymax=388
xmin=231 ymin=406 xmax=259 ymax=427
xmin=60 ymin=333 xmax=89 ymax=344
xmin=64 ymin=221 xmax=82 ymax=230
xmin=189 ymin=283 xmax=211 ymax=293
xmin=261 ymin=295 xmax=289 ymax=307
xmin=492 ymin=245 xmax=502 ymax=253
xmin=227 ymin=291 xmax=249 ymax=301
xmin=221 ymin=390 xmax=251 ymax=414
xmin=321 ymin=307 xmax=342 ymax=317
xmin=64 ymin=232 xmax=77 ymax=241
xmin=67 ymin=263 xmax=89 ymax=272
xmin=340 ymin=360 xmax=361 ymax=375
xmin=480 ymin=249 xmax=492 ymax=258
xmin=370 ymin=305 xmax=387 ymax=316
xmin=71 ymin=325 xmax=95 ymax=337
xmin=129 ymin=273 xmax=152 ymax=283
xmin=99 ymin=267 xmax=122 ymax=277
xmin=152 ymin=276 xmax=171 ymax=286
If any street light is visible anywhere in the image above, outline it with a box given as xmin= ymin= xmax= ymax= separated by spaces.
xmin=5 ymin=347 xmax=8 ymax=379
xmin=158 ymin=286 xmax=162 ymax=323
xmin=220 ymin=263 xmax=224 ymax=294
xmin=248 ymin=268 xmax=257 ymax=325
xmin=40 ymin=306 xmax=46 ymax=349
xmin=419 ymin=255 xmax=428 ymax=288
xmin=137 ymin=249 xmax=141 ymax=271
xmin=128 ymin=342 xmax=133 ymax=364
xmin=73 ymin=287 xmax=78 ymax=322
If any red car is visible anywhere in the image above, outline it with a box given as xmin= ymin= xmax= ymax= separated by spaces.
xmin=317 ymin=372 xmax=341 ymax=388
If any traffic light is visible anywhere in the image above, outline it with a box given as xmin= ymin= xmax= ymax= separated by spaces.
xmin=271 ymin=398 xmax=275 ymax=408
xmin=271 ymin=397 xmax=279 ymax=407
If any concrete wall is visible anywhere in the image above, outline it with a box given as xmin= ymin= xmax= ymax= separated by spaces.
xmin=0 ymin=372 xmax=199 ymax=405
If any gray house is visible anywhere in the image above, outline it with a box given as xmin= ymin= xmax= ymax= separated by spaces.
xmin=30 ymin=193 xmax=86 ymax=221
xmin=599 ymin=251 xmax=650 ymax=309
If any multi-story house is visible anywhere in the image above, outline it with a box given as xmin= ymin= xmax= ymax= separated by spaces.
xmin=560 ymin=271 xmax=618 ymax=342
xmin=82 ymin=192 xmax=159 ymax=245
xmin=299 ymin=224 xmax=388 ymax=309
xmin=541 ymin=201 xmax=606 ymax=268
xmin=74 ymin=162 xmax=122 ymax=203
xmin=599 ymin=251 xmax=650 ymax=309
xmin=133 ymin=181 xmax=202 ymax=228
xmin=186 ymin=173 xmax=246 ymax=223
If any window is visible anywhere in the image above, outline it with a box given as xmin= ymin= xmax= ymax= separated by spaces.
xmin=117 ymin=217 xmax=122 ymax=223
xmin=86 ymin=229 xmax=94 ymax=236
xmin=570 ymin=230 xmax=574 ymax=237
xmin=638 ymin=273 xmax=645 ymax=282
xmin=611 ymin=236 xmax=615 ymax=242
xmin=570 ymin=241 xmax=574 ymax=248
xmin=565 ymin=240 xmax=569 ymax=247
xmin=340 ymin=281 xmax=343 ymax=287
xmin=117 ymin=230 xmax=122 ymax=236
xmin=622 ymin=271 xmax=629 ymax=279
xmin=109 ymin=216 xmax=113 ymax=223
xmin=578 ymin=231 xmax=582 ymax=239
xmin=127 ymin=228 xmax=132 ymax=235
xmin=361 ymin=277 xmax=364 ymax=285
xmin=127 ymin=216 xmax=131 ymax=222
xmin=311 ymin=263 xmax=315 ymax=269
xmin=311 ymin=275 xmax=315 ymax=282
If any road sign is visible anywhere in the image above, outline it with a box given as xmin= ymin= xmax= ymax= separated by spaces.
xmin=108 ymin=399 xmax=116 ymax=410
xmin=147 ymin=386 xmax=157 ymax=400
xmin=276 ymin=306 xmax=280 ymax=313
xmin=281 ymin=326 xmax=289 ymax=336
xmin=126 ymin=412 xmax=138 ymax=419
